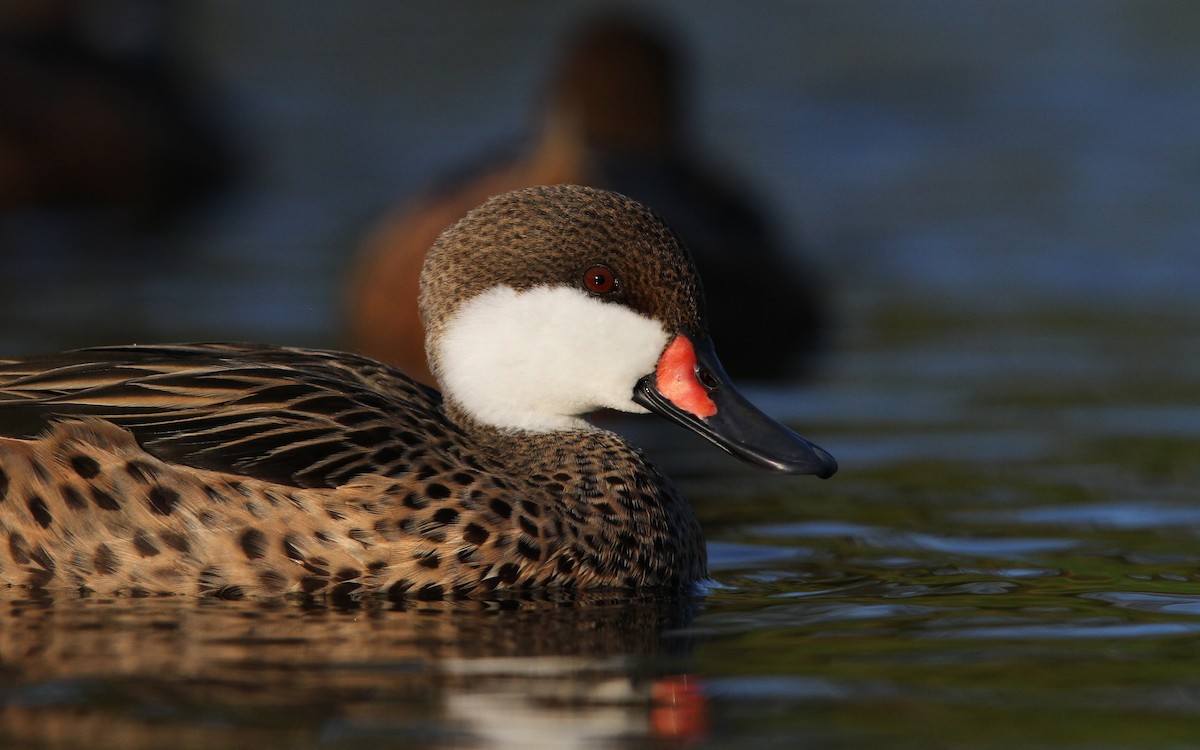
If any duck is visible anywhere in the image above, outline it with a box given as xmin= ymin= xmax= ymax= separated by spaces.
xmin=345 ymin=14 xmax=826 ymax=385
xmin=0 ymin=185 xmax=835 ymax=599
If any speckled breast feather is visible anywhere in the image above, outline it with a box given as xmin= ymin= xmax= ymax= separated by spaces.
xmin=0 ymin=342 xmax=705 ymax=598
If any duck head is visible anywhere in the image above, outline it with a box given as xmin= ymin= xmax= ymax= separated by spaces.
xmin=420 ymin=185 xmax=836 ymax=478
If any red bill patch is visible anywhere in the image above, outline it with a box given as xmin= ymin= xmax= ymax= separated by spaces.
xmin=655 ymin=336 xmax=717 ymax=418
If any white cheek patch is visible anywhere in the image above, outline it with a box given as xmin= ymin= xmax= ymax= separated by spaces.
xmin=436 ymin=285 xmax=669 ymax=432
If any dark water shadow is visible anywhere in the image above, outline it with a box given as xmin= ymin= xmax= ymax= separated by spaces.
xmin=0 ymin=591 xmax=703 ymax=749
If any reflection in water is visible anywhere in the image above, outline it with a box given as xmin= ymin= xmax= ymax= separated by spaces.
xmin=0 ymin=592 xmax=702 ymax=748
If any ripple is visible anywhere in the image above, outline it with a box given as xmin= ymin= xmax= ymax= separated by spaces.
xmin=1010 ymin=502 xmax=1200 ymax=529
xmin=1084 ymin=591 xmax=1200 ymax=616
xmin=698 ymin=600 xmax=948 ymax=636
xmin=707 ymin=541 xmax=814 ymax=571
xmin=752 ymin=521 xmax=1075 ymax=559
xmin=935 ymin=566 xmax=1060 ymax=579
xmin=924 ymin=620 xmax=1200 ymax=640
xmin=906 ymin=533 xmax=1075 ymax=557
xmin=707 ymin=675 xmax=898 ymax=701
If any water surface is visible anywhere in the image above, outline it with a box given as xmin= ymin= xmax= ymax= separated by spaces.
xmin=1 ymin=2 xmax=1198 ymax=748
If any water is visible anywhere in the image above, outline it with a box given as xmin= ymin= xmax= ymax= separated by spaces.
xmin=2 ymin=1 xmax=1200 ymax=747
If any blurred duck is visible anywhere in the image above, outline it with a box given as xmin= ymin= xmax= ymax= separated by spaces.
xmin=0 ymin=0 xmax=234 ymax=225
xmin=345 ymin=15 xmax=826 ymax=385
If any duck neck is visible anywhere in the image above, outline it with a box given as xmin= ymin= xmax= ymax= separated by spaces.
xmin=446 ymin=400 xmax=707 ymax=589
xmin=446 ymin=399 xmax=592 ymax=468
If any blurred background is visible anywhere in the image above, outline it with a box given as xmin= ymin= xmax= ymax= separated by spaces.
xmin=2 ymin=0 xmax=1196 ymax=365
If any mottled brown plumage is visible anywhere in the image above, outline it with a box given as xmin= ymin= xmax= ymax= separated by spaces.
xmin=0 ymin=342 xmax=700 ymax=598
xmin=0 ymin=185 xmax=831 ymax=599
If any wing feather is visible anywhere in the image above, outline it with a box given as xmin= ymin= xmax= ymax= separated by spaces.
xmin=0 ymin=343 xmax=448 ymax=489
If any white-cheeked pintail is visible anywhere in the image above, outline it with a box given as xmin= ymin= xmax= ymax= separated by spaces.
xmin=0 ymin=185 xmax=835 ymax=599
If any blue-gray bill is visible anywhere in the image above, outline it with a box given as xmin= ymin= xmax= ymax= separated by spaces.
xmin=632 ymin=336 xmax=837 ymax=478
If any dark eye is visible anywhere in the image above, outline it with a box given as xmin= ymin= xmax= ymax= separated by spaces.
xmin=582 ymin=265 xmax=619 ymax=295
